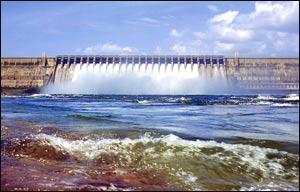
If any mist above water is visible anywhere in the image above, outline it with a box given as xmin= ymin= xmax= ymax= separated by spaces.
xmin=43 ymin=63 xmax=232 ymax=95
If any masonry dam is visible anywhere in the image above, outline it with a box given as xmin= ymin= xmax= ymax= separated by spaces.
xmin=1 ymin=54 xmax=299 ymax=94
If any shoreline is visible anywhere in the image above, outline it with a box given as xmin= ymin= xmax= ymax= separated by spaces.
xmin=1 ymin=88 xmax=298 ymax=95
xmin=1 ymin=87 xmax=41 ymax=95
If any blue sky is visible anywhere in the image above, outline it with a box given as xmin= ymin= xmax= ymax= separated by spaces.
xmin=1 ymin=1 xmax=299 ymax=57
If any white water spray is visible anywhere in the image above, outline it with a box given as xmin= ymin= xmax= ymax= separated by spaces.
xmin=43 ymin=62 xmax=230 ymax=94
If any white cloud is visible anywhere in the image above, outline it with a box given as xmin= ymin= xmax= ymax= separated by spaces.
xmin=209 ymin=10 xmax=239 ymax=24
xmin=75 ymin=48 xmax=82 ymax=53
xmin=139 ymin=17 xmax=160 ymax=24
xmin=214 ymin=41 xmax=234 ymax=54
xmin=170 ymin=29 xmax=182 ymax=37
xmin=154 ymin=46 xmax=163 ymax=54
xmin=211 ymin=25 xmax=253 ymax=42
xmin=206 ymin=1 xmax=299 ymax=56
xmin=276 ymin=32 xmax=287 ymax=38
xmin=193 ymin=31 xmax=206 ymax=39
xmin=250 ymin=1 xmax=297 ymax=20
xmin=257 ymin=42 xmax=267 ymax=53
xmin=83 ymin=43 xmax=139 ymax=55
xmin=125 ymin=17 xmax=163 ymax=27
xmin=208 ymin=5 xmax=219 ymax=12
xmin=122 ymin=47 xmax=132 ymax=52
xmin=272 ymin=32 xmax=298 ymax=52
xmin=161 ymin=15 xmax=175 ymax=20
xmin=171 ymin=44 xmax=186 ymax=54
xmin=246 ymin=1 xmax=299 ymax=32
xmin=146 ymin=2 xmax=299 ymax=56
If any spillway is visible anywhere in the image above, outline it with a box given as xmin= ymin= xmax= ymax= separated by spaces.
xmin=48 ymin=55 xmax=229 ymax=94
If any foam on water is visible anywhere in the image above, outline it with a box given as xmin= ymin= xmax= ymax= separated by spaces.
xmin=283 ymin=94 xmax=299 ymax=101
xmin=1 ymin=94 xmax=53 ymax=99
xmin=35 ymin=133 xmax=298 ymax=190
xmin=272 ymin=103 xmax=298 ymax=107
xmin=240 ymin=182 xmax=298 ymax=191
xmin=137 ymin=100 xmax=152 ymax=104
xmin=256 ymin=94 xmax=277 ymax=100
xmin=29 ymin=94 xmax=52 ymax=98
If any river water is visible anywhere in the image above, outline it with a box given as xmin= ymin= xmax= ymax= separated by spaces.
xmin=1 ymin=94 xmax=299 ymax=191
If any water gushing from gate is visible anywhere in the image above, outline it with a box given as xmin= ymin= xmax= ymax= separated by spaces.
xmin=43 ymin=56 xmax=231 ymax=94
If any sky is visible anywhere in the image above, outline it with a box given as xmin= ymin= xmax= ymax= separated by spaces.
xmin=1 ymin=1 xmax=299 ymax=57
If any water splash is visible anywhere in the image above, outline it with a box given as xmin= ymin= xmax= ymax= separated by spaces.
xmin=43 ymin=63 xmax=231 ymax=94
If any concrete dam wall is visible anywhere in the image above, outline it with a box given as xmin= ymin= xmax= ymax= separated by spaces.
xmin=226 ymin=57 xmax=299 ymax=91
xmin=1 ymin=54 xmax=299 ymax=93
xmin=1 ymin=55 xmax=56 ymax=90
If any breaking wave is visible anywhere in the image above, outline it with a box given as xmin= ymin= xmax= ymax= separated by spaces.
xmin=3 ymin=133 xmax=298 ymax=191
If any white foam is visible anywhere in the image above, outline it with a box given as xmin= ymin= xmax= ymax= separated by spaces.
xmin=283 ymin=94 xmax=299 ymax=101
xmin=137 ymin=100 xmax=151 ymax=104
xmin=179 ymin=97 xmax=192 ymax=103
xmin=256 ymin=101 xmax=272 ymax=105
xmin=35 ymin=133 xmax=298 ymax=180
xmin=240 ymin=181 xmax=299 ymax=191
xmin=35 ymin=133 xmax=289 ymax=160
xmin=272 ymin=103 xmax=298 ymax=107
xmin=2 ymin=93 xmax=52 ymax=98
xmin=257 ymin=95 xmax=276 ymax=100
xmin=29 ymin=93 xmax=52 ymax=98
xmin=245 ymin=100 xmax=298 ymax=107
xmin=33 ymin=133 xmax=299 ymax=191
xmin=1 ymin=95 xmax=19 ymax=98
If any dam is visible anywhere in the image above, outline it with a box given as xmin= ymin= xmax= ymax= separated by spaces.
xmin=1 ymin=53 xmax=299 ymax=94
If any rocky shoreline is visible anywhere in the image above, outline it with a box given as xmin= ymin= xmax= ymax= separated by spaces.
xmin=1 ymin=87 xmax=41 ymax=95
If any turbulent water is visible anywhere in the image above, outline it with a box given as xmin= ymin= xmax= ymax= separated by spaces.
xmin=1 ymin=94 xmax=299 ymax=191
xmin=46 ymin=63 xmax=230 ymax=94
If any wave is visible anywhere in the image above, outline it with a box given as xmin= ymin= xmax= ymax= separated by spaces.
xmin=29 ymin=93 xmax=52 ymax=98
xmin=2 ymin=133 xmax=298 ymax=190
xmin=282 ymin=94 xmax=299 ymax=101
xmin=256 ymin=94 xmax=277 ymax=100
xmin=240 ymin=181 xmax=298 ymax=191
xmin=1 ymin=95 xmax=20 ymax=98
xmin=38 ymin=134 xmax=298 ymax=180
xmin=137 ymin=99 xmax=152 ymax=104
xmin=271 ymin=103 xmax=298 ymax=107
xmin=68 ymin=114 xmax=116 ymax=122
xmin=248 ymin=101 xmax=298 ymax=107
xmin=255 ymin=101 xmax=273 ymax=105
xmin=178 ymin=97 xmax=193 ymax=103
xmin=160 ymin=96 xmax=298 ymax=106
xmin=1 ymin=94 xmax=53 ymax=98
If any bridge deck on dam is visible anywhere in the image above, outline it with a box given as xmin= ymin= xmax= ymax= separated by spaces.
xmin=55 ymin=55 xmax=225 ymax=66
